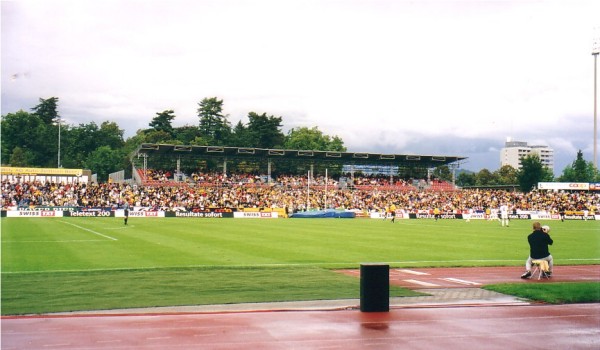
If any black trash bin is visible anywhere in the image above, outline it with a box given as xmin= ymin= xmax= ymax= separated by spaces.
xmin=360 ymin=263 xmax=389 ymax=312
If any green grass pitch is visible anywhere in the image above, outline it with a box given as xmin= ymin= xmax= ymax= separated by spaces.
xmin=2 ymin=217 xmax=599 ymax=314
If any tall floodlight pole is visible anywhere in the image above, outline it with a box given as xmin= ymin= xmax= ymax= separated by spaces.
xmin=57 ymin=117 xmax=62 ymax=168
xmin=594 ymin=42 xmax=599 ymax=168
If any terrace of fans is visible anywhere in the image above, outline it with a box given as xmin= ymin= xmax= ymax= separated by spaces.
xmin=2 ymin=172 xmax=597 ymax=216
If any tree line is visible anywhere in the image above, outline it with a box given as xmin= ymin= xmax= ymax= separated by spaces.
xmin=2 ymin=97 xmax=598 ymax=190
xmin=1 ymin=97 xmax=345 ymax=181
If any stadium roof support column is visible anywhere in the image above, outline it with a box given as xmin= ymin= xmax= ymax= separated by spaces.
xmin=223 ymin=157 xmax=227 ymax=176
xmin=268 ymin=160 xmax=272 ymax=184
xmin=142 ymin=153 xmax=147 ymax=182
xmin=452 ymin=165 xmax=456 ymax=186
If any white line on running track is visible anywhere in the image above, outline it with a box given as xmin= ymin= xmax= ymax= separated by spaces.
xmin=397 ymin=269 xmax=430 ymax=276
xmin=43 ymin=343 xmax=71 ymax=348
xmin=59 ymin=220 xmax=118 ymax=241
xmin=440 ymin=277 xmax=481 ymax=286
xmin=403 ymin=279 xmax=440 ymax=287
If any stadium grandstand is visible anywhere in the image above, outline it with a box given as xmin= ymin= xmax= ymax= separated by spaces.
xmin=2 ymin=144 xmax=597 ymax=220
xmin=129 ymin=143 xmax=467 ymax=190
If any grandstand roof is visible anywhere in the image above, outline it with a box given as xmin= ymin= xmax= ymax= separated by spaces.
xmin=133 ymin=143 xmax=467 ymax=168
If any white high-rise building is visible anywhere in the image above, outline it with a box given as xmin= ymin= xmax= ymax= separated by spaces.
xmin=500 ymin=137 xmax=554 ymax=171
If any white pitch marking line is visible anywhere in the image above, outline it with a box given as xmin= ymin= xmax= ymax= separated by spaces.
xmin=403 ymin=279 xmax=440 ymax=287
xmin=59 ymin=220 xmax=118 ymax=241
xmin=3 ymin=240 xmax=105 ymax=243
xmin=440 ymin=277 xmax=481 ymax=286
xmin=397 ymin=269 xmax=430 ymax=276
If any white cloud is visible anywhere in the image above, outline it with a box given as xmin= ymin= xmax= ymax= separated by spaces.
xmin=2 ymin=0 xmax=599 ymax=174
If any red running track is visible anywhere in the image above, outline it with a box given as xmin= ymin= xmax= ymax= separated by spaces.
xmin=3 ymin=304 xmax=599 ymax=349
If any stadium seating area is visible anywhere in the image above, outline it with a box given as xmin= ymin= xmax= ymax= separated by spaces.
xmin=136 ymin=168 xmax=453 ymax=192
xmin=2 ymin=171 xmax=597 ymax=215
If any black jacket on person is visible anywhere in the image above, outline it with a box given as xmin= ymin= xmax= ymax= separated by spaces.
xmin=527 ymin=229 xmax=553 ymax=259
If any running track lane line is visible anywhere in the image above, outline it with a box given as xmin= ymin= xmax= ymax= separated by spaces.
xmin=439 ymin=277 xmax=481 ymax=286
xmin=59 ymin=220 xmax=118 ymax=241
xmin=396 ymin=269 xmax=430 ymax=276
xmin=403 ymin=279 xmax=441 ymax=287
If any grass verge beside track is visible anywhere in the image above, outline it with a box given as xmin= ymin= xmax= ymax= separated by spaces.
xmin=1 ymin=266 xmax=419 ymax=315
xmin=484 ymin=282 xmax=600 ymax=304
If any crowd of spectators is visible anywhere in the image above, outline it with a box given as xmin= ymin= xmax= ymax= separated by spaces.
xmin=2 ymin=170 xmax=597 ymax=214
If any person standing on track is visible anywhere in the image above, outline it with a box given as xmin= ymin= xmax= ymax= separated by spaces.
xmin=521 ymin=222 xmax=553 ymax=278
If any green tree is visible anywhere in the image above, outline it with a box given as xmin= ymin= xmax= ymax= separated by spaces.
xmin=284 ymin=126 xmax=346 ymax=151
xmin=558 ymin=150 xmax=600 ymax=182
xmin=149 ymin=110 xmax=175 ymax=136
xmin=143 ymin=130 xmax=175 ymax=144
xmin=229 ymin=120 xmax=251 ymax=147
xmin=64 ymin=122 xmax=101 ymax=167
xmin=517 ymin=155 xmax=554 ymax=192
xmin=173 ymin=125 xmax=205 ymax=145
xmin=197 ymin=97 xmax=231 ymax=145
xmin=328 ymin=135 xmax=345 ymax=152
xmin=475 ymin=168 xmax=495 ymax=186
xmin=85 ymin=146 xmax=125 ymax=181
xmin=246 ymin=112 xmax=285 ymax=148
xmin=1 ymin=110 xmax=50 ymax=166
xmin=58 ymin=121 xmax=124 ymax=168
xmin=456 ymin=171 xmax=476 ymax=187
xmin=122 ymin=131 xmax=149 ymax=160
xmin=8 ymin=146 xmax=31 ymax=166
xmin=494 ymin=165 xmax=518 ymax=185
xmin=432 ymin=165 xmax=452 ymax=182
xmin=31 ymin=97 xmax=64 ymax=166
xmin=588 ymin=162 xmax=600 ymax=182
xmin=31 ymin=97 xmax=59 ymax=125
xmin=98 ymin=121 xmax=125 ymax=149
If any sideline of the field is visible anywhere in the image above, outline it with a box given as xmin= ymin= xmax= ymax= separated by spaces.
xmin=58 ymin=220 xmax=118 ymax=240
xmin=29 ymin=264 xmax=597 ymax=317
xmin=3 ymin=258 xmax=599 ymax=274
xmin=40 ymin=287 xmax=527 ymax=317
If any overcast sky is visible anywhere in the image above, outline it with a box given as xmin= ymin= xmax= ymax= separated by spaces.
xmin=2 ymin=0 xmax=599 ymax=174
